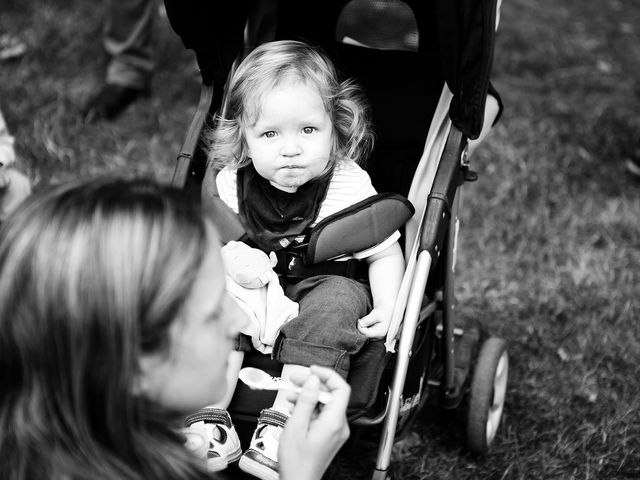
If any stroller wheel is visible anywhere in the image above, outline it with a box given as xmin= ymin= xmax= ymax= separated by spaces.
xmin=466 ymin=337 xmax=508 ymax=455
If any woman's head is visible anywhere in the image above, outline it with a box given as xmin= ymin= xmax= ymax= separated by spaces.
xmin=209 ymin=40 xmax=374 ymax=173
xmin=0 ymin=177 xmax=241 ymax=478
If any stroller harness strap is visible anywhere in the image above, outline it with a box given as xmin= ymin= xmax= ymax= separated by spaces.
xmin=274 ymin=250 xmax=369 ymax=284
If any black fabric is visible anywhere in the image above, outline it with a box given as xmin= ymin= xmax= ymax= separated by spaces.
xmin=274 ymin=250 xmax=369 ymax=284
xmin=330 ymin=43 xmax=443 ymax=195
xmin=274 ymin=0 xmax=498 ymax=140
xmin=237 ymin=164 xmax=330 ymax=252
xmin=163 ymin=1 xmax=249 ymax=86
xmin=273 ymin=1 xmax=441 ymax=195
xmin=434 ymin=0 xmax=498 ymax=139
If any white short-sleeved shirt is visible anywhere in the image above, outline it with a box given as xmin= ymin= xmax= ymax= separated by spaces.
xmin=216 ymin=161 xmax=400 ymax=259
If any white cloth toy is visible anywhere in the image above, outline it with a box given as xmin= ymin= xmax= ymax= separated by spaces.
xmin=221 ymin=241 xmax=298 ymax=353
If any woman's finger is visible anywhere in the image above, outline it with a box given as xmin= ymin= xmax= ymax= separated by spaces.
xmin=284 ymin=374 xmax=321 ymax=432
xmin=308 ymin=365 xmax=350 ymax=412
xmin=287 ymin=368 xmax=313 ymax=388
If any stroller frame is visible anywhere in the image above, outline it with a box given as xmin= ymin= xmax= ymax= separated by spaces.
xmin=164 ymin=1 xmax=508 ymax=478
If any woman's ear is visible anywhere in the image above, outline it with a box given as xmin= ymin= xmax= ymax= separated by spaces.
xmin=132 ymin=353 xmax=165 ymax=397
xmin=130 ymin=373 xmax=146 ymax=396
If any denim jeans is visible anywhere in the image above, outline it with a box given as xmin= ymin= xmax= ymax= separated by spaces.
xmin=272 ymin=275 xmax=372 ymax=378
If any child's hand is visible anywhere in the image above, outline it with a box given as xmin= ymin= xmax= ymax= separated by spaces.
xmin=357 ymin=307 xmax=391 ymax=339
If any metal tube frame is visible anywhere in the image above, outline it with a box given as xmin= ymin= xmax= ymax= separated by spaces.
xmin=372 ymin=250 xmax=433 ymax=479
xmin=171 ymin=82 xmax=215 ymax=188
xmin=369 ymin=124 xmax=467 ymax=479
xmin=442 ymin=192 xmax=461 ymax=399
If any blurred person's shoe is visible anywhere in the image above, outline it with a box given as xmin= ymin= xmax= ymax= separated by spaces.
xmin=82 ymin=83 xmax=149 ymax=121
xmin=625 ymin=155 xmax=640 ymax=179
xmin=0 ymin=34 xmax=27 ymax=61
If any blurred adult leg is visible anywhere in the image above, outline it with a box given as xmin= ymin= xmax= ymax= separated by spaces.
xmin=84 ymin=0 xmax=155 ymax=121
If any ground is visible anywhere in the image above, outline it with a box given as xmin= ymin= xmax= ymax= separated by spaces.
xmin=1 ymin=0 xmax=639 ymax=479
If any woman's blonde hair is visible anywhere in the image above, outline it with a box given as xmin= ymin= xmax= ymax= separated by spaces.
xmin=0 ymin=177 xmax=216 ymax=480
xmin=207 ymin=40 xmax=374 ymax=171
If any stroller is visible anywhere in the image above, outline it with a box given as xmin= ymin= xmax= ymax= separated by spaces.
xmin=163 ymin=1 xmax=508 ymax=478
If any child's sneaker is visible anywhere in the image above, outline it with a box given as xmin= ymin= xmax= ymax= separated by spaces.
xmin=238 ymin=409 xmax=289 ymax=480
xmin=184 ymin=407 xmax=242 ymax=472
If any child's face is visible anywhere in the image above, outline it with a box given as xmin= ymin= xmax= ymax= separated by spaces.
xmin=245 ymin=81 xmax=332 ymax=193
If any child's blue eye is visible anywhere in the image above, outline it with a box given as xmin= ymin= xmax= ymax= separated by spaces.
xmin=302 ymin=127 xmax=315 ymax=134
xmin=263 ymin=131 xmax=276 ymax=138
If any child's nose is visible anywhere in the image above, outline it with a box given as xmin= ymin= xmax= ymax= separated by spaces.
xmin=280 ymin=136 xmax=302 ymax=157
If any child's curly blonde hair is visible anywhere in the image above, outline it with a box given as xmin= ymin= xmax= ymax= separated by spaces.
xmin=207 ymin=40 xmax=374 ymax=171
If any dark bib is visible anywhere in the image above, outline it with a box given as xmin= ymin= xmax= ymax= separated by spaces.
xmin=237 ymin=164 xmax=330 ymax=252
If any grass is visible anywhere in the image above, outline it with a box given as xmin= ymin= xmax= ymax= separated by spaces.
xmin=1 ymin=0 xmax=639 ymax=479
xmin=1 ymin=0 xmax=198 ymax=187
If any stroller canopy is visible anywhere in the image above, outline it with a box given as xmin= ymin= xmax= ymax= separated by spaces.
xmin=164 ymin=0 xmax=499 ymax=141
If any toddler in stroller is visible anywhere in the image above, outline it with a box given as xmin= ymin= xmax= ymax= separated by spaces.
xmin=184 ymin=40 xmax=409 ymax=480
xmin=164 ymin=1 xmax=509 ymax=479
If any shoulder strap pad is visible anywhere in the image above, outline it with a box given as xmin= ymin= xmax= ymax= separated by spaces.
xmin=305 ymin=193 xmax=414 ymax=264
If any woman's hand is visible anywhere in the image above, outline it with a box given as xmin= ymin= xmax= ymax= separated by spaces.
xmin=279 ymin=365 xmax=351 ymax=480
